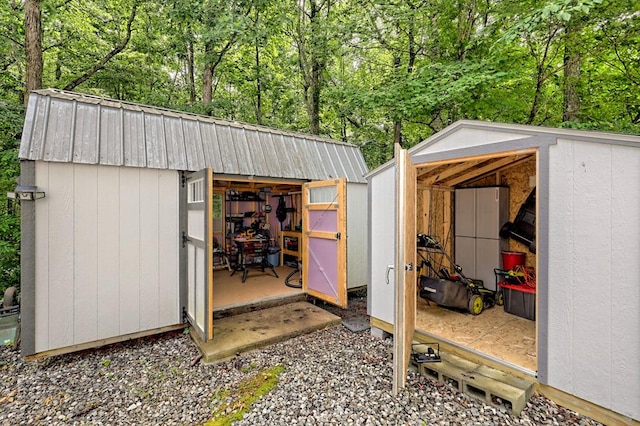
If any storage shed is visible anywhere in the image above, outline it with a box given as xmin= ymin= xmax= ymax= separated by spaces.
xmin=17 ymin=89 xmax=368 ymax=358
xmin=367 ymin=120 xmax=639 ymax=422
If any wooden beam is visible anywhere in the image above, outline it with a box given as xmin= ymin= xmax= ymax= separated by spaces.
xmin=424 ymin=160 xmax=483 ymax=185
xmin=416 ymin=184 xmax=455 ymax=191
xmin=25 ymin=324 xmax=186 ymax=361
xmin=445 ymin=156 xmax=522 ymax=186
xmin=418 ymin=149 xmax=537 ymax=168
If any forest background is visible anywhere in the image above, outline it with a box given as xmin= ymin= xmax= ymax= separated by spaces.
xmin=1 ymin=0 xmax=639 ymax=295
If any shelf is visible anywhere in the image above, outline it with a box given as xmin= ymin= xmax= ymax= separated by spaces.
xmin=281 ymin=230 xmax=301 ymax=266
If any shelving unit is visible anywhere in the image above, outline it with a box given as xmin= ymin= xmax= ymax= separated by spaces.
xmin=280 ymin=230 xmax=301 ymax=267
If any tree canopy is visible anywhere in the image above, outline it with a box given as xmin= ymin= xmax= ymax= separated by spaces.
xmin=1 ymin=0 xmax=639 ymax=293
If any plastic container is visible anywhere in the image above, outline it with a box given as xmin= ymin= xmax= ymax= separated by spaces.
xmin=499 ymin=282 xmax=535 ymax=320
xmin=267 ymin=252 xmax=280 ymax=267
xmin=501 ymin=251 xmax=526 ymax=271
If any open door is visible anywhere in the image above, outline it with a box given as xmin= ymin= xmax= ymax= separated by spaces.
xmin=184 ymin=168 xmax=214 ymax=341
xmin=393 ymin=144 xmax=416 ymax=394
xmin=302 ymin=178 xmax=348 ymax=308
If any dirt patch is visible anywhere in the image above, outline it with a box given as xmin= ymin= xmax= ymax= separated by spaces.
xmin=317 ymin=292 xmax=369 ymax=332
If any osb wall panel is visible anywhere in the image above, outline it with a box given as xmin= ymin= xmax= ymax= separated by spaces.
xmin=501 ymin=159 xmax=536 ymax=268
xmin=417 ymin=157 xmax=537 ymax=269
xmin=417 ymin=187 xmax=455 ymax=268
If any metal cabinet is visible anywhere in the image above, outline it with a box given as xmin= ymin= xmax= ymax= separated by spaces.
xmin=454 ymin=187 xmax=509 ymax=291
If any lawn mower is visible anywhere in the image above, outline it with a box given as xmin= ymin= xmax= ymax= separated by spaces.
xmin=416 ymin=234 xmax=502 ymax=315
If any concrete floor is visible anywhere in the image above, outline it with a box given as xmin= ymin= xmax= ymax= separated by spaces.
xmin=194 ymin=301 xmax=340 ymax=363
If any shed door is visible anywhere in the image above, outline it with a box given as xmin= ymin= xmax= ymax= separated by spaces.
xmin=393 ymin=144 xmax=416 ymax=394
xmin=185 ymin=168 xmax=214 ymax=341
xmin=302 ymin=178 xmax=348 ymax=308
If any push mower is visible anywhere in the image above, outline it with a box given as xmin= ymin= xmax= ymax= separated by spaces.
xmin=416 ymin=234 xmax=502 ymax=315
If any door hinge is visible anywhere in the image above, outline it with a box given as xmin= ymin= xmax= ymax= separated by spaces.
xmin=181 ymin=171 xmax=187 ymax=188
xmin=181 ymin=231 xmax=191 ymax=248
xmin=336 ymin=232 xmax=341 ymax=240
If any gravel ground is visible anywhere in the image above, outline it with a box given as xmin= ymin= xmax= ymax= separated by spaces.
xmin=0 ymin=301 xmax=602 ymax=425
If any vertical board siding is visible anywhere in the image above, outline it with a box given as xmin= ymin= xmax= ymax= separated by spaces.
xmin=346 ymin=184 xmax=368 ymax=288
xmin=46 ymin=163 xmax=75 ymax=349
xmin=34 ymin=162 xmax=180 ymax=353
xmin=139 ymin=171 xmax=160 ymax=330
xmin=158 ymin=171 xmax=180 ymax=324
xmin=368 ymin=167 xmax=396 ymax=324
xmin=34 ymin=163 xmax=50 ymax=352
xmin=609 ymin=145 xmax=640 ymax=419
xmin=97 ymin=166 xmax=120 ymax=339
xmin=571 ymin=141 xmax=612 ymax=404
xmin=73 ymin=165 xmax=99 ymax=344
xmin=119 ymin=167 xmax=141 ymax=335
xmin=548 ymin=140 xmax=640 ymax=420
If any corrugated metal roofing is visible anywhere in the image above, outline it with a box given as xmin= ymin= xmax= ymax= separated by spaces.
xmin=19 ymin=89 xmax=369 ymax=183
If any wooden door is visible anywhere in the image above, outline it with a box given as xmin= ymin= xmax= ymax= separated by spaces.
xmin=184 ymin=168 xmax=214 ymax=341
xmin=302 ymin=178 xmax=348 ymax=308
xmin=393 ymin=144 xmax=416 ymax=394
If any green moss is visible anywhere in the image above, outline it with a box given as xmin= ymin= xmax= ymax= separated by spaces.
xmin=203 ymin=365 xmax=285 ymax=426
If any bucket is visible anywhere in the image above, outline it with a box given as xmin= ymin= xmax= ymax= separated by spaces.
xmin=501 ymin=251 xmax=526 ymax=271
xmin=267 ymin=252 xmax=280 ymax=267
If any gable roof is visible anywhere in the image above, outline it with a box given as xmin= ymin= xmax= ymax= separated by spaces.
xmin=19 ymin=89 xmax=368 ymax=183
xmin=366 ymin=119 xmax=640 ymax=181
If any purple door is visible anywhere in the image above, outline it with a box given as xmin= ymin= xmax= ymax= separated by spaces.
xmin=302 ymin=179 xmax=347 ymax=308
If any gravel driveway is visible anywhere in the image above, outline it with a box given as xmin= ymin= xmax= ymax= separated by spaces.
xmin=0 ymin=307 xmax=602 ymax=425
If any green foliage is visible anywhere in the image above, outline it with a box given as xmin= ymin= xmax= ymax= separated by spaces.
xmin=204 ymin=365 xmax=284 ymax=426
xmin=0 ymin=99 xmax=23 ymax=295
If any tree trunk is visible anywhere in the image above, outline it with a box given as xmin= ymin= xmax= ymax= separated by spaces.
xmin=255 ymin=41 xmax=262 ymax=125
xmin=203 ymin=42 xmax=213 ymax=106
xmin=24 ymin=0 xmax=43 ymax=106
xmin=187 ymin=37 xmax=196 ymax=103
xmin=563 ymin=24 xmax=581 ymax=122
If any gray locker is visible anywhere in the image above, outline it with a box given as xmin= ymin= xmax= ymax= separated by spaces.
xmin=454 ymin=187 xmax=509 ymax=291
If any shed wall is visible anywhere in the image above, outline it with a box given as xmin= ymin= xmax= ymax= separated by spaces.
xmin=547 ymin=139 xmax=640 ymax=420
xmin=33 ymin=162 xmax=180 ymax=353
xmin=346 ymin=183 xmax=368 ymax=289
xmin=368 ymin=167 xmax=395 ymax=323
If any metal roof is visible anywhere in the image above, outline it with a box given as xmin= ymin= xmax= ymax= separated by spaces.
xmin=19 ymin=89 xmax=368 ymax=183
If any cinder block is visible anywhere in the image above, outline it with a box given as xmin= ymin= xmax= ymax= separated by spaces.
xmin=415 ymin=350 xmax=534 ymax=416
xmin=462 ymin=373 xmax=530 ymax=415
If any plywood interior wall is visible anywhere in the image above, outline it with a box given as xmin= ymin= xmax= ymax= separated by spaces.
xmin=417 ymin=157 xmax=537 ymax=269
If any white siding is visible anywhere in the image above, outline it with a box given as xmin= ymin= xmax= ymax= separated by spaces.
xmin=411 ymin=127 xmax=526 ymax=156
xmin=547 ymin=139 xmax=640 ymax=420
xmin=346 ymin=183 xmax=368 ymax=289
xmin=368 ymin=167 xmax=396 ymax=324
xmin=34 ymin=162 xmax=180 ymax=353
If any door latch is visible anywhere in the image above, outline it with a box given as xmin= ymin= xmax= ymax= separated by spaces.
xmin=181 ymin=231 xmax=191 ymax=248
xmin=405 ymin=263 xmax=413 ymax=271
xmin=336 ymin=232 xmax=341 ymax=240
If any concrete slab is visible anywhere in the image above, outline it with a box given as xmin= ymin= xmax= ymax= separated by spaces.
xmin=193 ymin=301 xmax=341 ymax=363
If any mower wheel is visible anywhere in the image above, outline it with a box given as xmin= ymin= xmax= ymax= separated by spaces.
xmin=468 ymin=294 xmax=483 ymax=315
xmin=3 ymin=286 xmax=17 ymax=308
xmin=496 ymin=291 xmax=504 ymax=306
